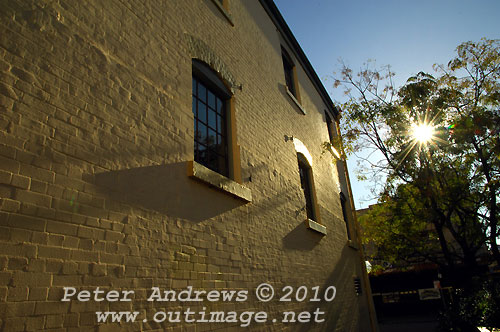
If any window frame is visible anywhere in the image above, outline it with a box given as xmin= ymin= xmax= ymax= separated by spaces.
xmin=281 ymin=47 xmax=301 ymax=104
xmin=293 ymin=140 xmax=325 ymax=234
xmin=340 ymin=192 xmax=352 ymax=241
xmin=190 ymin=59 xmax=243 ymax=185
xmin=325 ymin=111 xmax=342 ymax=159
xmin=192 ymin=60 xmax=231 ymax=178
xmin=298 ymin=156 xmax=316 ymax=221
xmin=325 ymin=112 xmax=335 ymax=143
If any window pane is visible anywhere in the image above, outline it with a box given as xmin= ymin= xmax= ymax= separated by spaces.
xmin=217 ymin=114 xmax=222 ymax=132
xmin=298 ymin=161 xmax=315 ymax=221
xmin=326 ymin=113 xmax=335 ymax=142
xmin=216 ymin=134 xmax=226 ymax=154
xmin=207 ymin=128 xmax=217 ymax=147
xmin=282 ymin=53 xmax=296 ymax=96
xmin=208 ymin=90 xmax=216 ymax=109
xmin=194 ymin=144 xmax=207 ymax=164
xmin=198 ymin=101 xmax=207 ymax=124
xmin=198 ymin=143 xmax=207 ymax=154
xmin=341 ymin=194 xmax=351 ymax=240
xmin=198 ymin=82 xmax=207 ymax=102
xmin=208 ymin=109 xmax=216 ymax=130
xmin=216 ymin=98 xmax=224 ymax=115
xmin=285 ymin=69 xmax=295 ymax=95
xmin=206 ymin=149 xmax=217 ymax=172
xmin=198 ymin=123 xmax=207 ymax=145
xmin=194 ymin=118 xmax=198 ymax=140
xmin=192 ymin=61 xmax=230 ymax=178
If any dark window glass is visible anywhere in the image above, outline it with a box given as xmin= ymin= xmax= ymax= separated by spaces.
xmin=298 ymin=158 xmax=315 ymax=221
xmin=216 ymin=114 xmax=222 ymax=132
xmin=326 ymin=113 xmax=335 ymax=143
xmin=282 ymin=49 xmax=296 ymax=97
xmin=340 ymin=193 xmax=351 ymax=240
xmin=208 ymin=110 xmax=217 ymax=130
xmin=216 ymin=97 xmax=223 ymax=114
xmin=208 ymin=128 xmax=217 ymax=146
xmin=198 ymin=83 xmax=207 ymax=102
xmin=208 ymin=91 xmax=216 ymax=109
xmin=197 ymin=123 xmax=208 ymax=145
xmin=192 ymin=62 xmax=229 ymax=177
xmin=198 ymin=100 xmax=207 ymax=124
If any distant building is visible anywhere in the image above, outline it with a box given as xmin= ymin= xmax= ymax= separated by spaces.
xmin=0 ymin=1 xmax=377 ymax=330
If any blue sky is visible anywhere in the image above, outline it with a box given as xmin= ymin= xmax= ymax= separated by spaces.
xmin=274 ymin=0 xmax=500 ymax=209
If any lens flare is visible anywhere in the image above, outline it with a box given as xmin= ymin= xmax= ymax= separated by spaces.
xmin=411 ymin=123 xmax=434 ymax=144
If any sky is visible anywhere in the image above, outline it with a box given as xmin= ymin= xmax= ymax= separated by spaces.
xmin=274 ymin=0 xmax=500 ymax=209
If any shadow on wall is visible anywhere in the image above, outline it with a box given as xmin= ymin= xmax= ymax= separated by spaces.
xmin=93 ymin=162 xmax=244 ymax=222
xmin=282 ymin=221 xmax=323 ymax=251
xmin=298 ymin=246 xmax=367 ymax=332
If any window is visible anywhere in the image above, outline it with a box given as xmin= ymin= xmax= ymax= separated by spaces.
xmin=340 ymin=192 xmax=351 ymax=240
xmin=281 ymin=48 xmax=299 ymax=99
xmin=325 ymin=112 xmax=342 ymax=159
xmin=298 ymin=156 xmax=316 ymax=221
xmin=192 ymin=60 xmax=231 ymax=177
xmin=325 ymin=112 xmax=335 ymax=143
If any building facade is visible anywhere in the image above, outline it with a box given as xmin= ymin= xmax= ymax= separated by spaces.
xmin=0 ymin=0 xmax=376 ymax=330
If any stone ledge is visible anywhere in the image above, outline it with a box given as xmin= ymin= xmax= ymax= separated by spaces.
xmin=305 ymin=219 xmax=327 ymax=235
xmin=210 ymin=0 xmax=234 ymax=26
xmin=187 ymin=161 xmax=252 ymax=202
xmin=286 ymin=88 xmax=306 ymax=115
xmin=347 ymin=240 xmax=358 ymax=250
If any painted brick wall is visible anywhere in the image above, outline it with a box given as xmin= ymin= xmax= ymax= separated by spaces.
xmin=0 ymin=0 xmax=373 ymax=331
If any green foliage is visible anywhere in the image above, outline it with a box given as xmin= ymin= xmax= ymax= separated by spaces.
xmin=359 ymin=184 xmax=442 ymax=269
xmin=335 ymin=38 xmax=500 ymax=270
xmin=439 ymin=277 xmax=500 ymax=331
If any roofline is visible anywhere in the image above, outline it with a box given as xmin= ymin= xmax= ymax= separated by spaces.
xmin=259 ymin=0 xmax=339 ymax=118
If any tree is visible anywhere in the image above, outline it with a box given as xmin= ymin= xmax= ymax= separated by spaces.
xmin=333 ymin=38 xmax=500 ymax=272
xmin=437 ymin=39 xmax=500 ymax=267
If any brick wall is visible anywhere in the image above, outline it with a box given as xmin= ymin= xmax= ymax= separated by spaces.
xmin=0 ymin=0 xmax=373 ymax=331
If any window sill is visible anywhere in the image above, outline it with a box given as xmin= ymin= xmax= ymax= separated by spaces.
xmin=286 ymin=88 xmax=306 ymax=115
xmin=187 ymin=161 xmax=252 ymax=202
xmin=347 ymin=240 xmax=358 ymax=250
xmin=210 ymin=0 xmax=234 ymax=26
xmin=305 ymin=219 xmax=327 ymax=235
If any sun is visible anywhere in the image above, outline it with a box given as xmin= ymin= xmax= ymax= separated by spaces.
xmin=395 ymin=119 xmax=438 ymax=169
xmin=411 ymin=122 xmax=435 ymax=144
